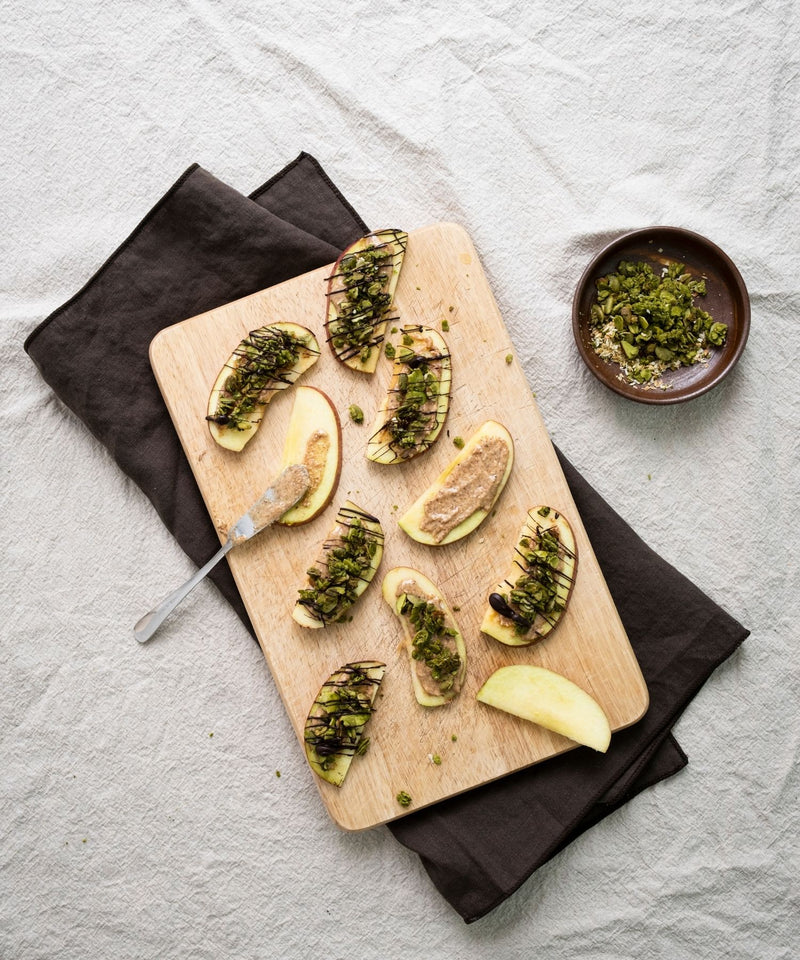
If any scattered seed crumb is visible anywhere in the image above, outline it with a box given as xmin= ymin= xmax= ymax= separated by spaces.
xmin=209 ymin=732 xmax=214 ymax=738
xmin=452 ymin=605 xmax=461 ymax=612
xmin=441 ymin=318 xmax=450 ymax=332
xmin=82 ymin=838 xmax=87 ymax=844
xmin=396 ymin=791 xmax=412 ymax=807
xmin=448 ymin=305 xmax=454 ymax=312
xmin=432 ymin=754 xmax=442 ymax=765
xmin=392 ymin=504 xmax=398 ymax=511
xmin=505 ymin=354 xmax=513 ymax=364
xmin=647 ymin=473 xmax=652 ymax=481
xmin=275 ymin=770 xmax=281 ymax=778
xmin=453 ymin=436 xmax=465 ymax=449
xmin=451 ymin=734 xmax=458 ymax=742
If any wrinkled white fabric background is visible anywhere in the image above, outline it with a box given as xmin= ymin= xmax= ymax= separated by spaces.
xmin=2 ymin=0 xmax=798 ymax=957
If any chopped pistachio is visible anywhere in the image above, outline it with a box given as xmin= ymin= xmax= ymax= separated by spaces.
xmin=588 ymin=259 xmax=726 ymax=388
xmin=206 ymin=327 xmax=307 ymax=430
xmin=453 ymin=436 xmax=465 ymax=449
xmin=505 ymin=353 xmax=513 ymax=364
xmin=441 ymin=318 xmax=450 ymax=332
xmin=396 ymin=791 xmax=413 ymax=807
xmin=349 ymin=404 xmax=364 ymax=425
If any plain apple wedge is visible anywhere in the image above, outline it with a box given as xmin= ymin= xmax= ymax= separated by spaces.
xmin=477 ymin=665 xmax=611 ymax=752
xmin=324 ymin=229 xmax=408 ymax=374
xmin=278 ymin=386 xmax=342 ymax=525
xmin=366 ymin=325 xmax=452 ymax=464
xmin=292 ymin=501 xmax=384 ymax=628
xmin=481 ymin=506 xmax=578 ymax=646
xmin=398 ymin=420 xmax=514 ymax=545
xmin=304 ymin=660 xmax=386 ymax=786
xmin=206 ymin=321 xmax=320 ymax=452
xmin=381 ymin=566 xmax=467 ymax=707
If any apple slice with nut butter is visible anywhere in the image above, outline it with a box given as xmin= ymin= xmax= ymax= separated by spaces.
xmin=398 ymin=420 xmax=514 ymax=545
xmin=382 ymin=566 xmax=467 ymax=707
xmin=277 ymin=386 xmax=342 ymax=526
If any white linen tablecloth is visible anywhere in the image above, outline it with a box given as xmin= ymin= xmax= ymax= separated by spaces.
xmin=2 ymin=0 xmax=797 ymax=956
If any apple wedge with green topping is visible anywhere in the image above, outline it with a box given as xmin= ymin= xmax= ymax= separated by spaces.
xmin=324 ymin=229 xmax=408 ymax=373
xmin=398 ymin=420 xmax=514 ymax=545
xmin=481 ymin=506 xmax=577 ymax=646
xmin=277 ymin=386 xmax=342 ymax=526
xmin=366 ymin=325 xmax=452 ymax=464
xmin=477 ymin=665 xmax=611 ymax=753
xmin=206 ymin=321 xmax=320 ymax=452
xmin=292 ymin=501 xmax=384 ymax=628
xmin=304 ymin=661 xmax=386 ymax=786
xmin=382 ymin=566 xmax=466 ymax=707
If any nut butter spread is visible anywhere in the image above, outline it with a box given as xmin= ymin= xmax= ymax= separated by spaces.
xmin=419 ymin=436 xmax=510 ymax=543
xmin=296 ymin=429 xmax=330 ymax=508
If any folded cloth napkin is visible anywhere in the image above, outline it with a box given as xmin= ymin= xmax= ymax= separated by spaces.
xmin=24 ymin=154 xmax=748 ymax=923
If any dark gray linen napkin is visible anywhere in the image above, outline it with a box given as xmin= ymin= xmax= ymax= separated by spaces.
xmin=24 ymin=153 xmax=748 ymax=923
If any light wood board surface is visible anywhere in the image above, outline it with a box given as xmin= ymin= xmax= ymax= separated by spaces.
xmin=149 ymin=222 xmax=648 ymax=831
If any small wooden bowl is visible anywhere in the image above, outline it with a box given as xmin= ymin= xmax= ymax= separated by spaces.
xmin=572 ymin=227 xmax=750 ymax=404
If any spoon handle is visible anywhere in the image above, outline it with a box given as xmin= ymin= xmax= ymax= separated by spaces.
xmin=134 ymin=539 xmax=234 ymax=644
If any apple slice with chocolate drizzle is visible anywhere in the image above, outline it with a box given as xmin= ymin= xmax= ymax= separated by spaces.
xmin=292 ymin=502 xmax=384 ymax=628
xmin=206 ymin=321 xmax=320 ymax=452
xmin=324 ymin=229 xmax=408 ymax=373
xmin=481 ymin=506 xmax=577 ymax=646
xmin=366 ymin=325 xmax=451 ymax=464
xmin=304 ymin=661 xmax=386 ymax=786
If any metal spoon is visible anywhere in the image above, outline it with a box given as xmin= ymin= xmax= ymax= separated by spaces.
xmin=134 ymin=463 xmax=309 ymax=644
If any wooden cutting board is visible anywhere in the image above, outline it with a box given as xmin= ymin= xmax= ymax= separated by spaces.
xmin=150 ymin=222 xmax=648 ymax=831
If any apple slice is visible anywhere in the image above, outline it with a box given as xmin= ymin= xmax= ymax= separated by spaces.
xmin=481 ymin=506 xmax=578 ymax=646
xmin=292 ymin=501 xmax=384 ymax=628
xmin=366 ymin=325 xmax=452 ymax=464
xmin=277 ymin=386 xmax=342 ymax=526
xmin=382 ymin=566 xmax=467 ymax=707
xmin=398 ymin=420 xmax=514 ymax=545
xmin=324 ymin=229 xmax=408 ymax=373
xmin=304 ymin=660 xmax=386 ymax=786
xmin=477 ymin=665 xmax=611 ymax=752
xmin=206 ymin=321 xmax=320 ymax=452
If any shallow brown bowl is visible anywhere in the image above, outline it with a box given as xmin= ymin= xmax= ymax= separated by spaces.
xmin=572 ymin=226 xmax=750 ymax=404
